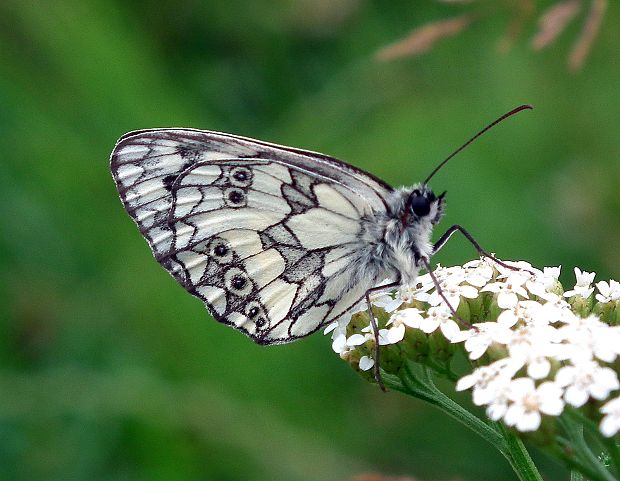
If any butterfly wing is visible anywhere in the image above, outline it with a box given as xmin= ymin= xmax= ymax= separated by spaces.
xmin=111 ymin=129 xmax=393 ymax=344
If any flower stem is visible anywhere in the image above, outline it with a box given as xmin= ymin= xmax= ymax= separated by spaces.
xmin=570 ymin=470 xmax=584 ymax=481
xmin=582 ymin=410 xmax=620 ymax=478
xmin=403 ymin=363 xmax=504 ymax=446
xmin=551 ymin=439 xmax=613 ymax=481
xmin=495 ymin=422 xmax=544 ymax=481
xmin=601 ymin=435 xmax=620 ymax=479
xmin=557 ymin=414 xmax=616 ymax=481
xmin=393 ymin=362 xmax=543 ymax=481
xmin=564 ymin=408 xmax=620 ymax=479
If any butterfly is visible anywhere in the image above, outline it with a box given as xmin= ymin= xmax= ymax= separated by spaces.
xmin=110 ymin=105 xmax=530 ymax=386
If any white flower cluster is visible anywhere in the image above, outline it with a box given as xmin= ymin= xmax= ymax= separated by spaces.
xmin=327 ymin=259 xmax=620 ymax=436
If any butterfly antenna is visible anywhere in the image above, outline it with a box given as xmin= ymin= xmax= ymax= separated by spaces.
xmin=423 ymin=104 xmax=533 ymax=185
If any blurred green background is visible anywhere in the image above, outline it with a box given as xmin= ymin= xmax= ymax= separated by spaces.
xmin=1 ymin=1 xmax=619 ymax=480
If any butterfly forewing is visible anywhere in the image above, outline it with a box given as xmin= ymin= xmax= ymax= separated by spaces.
xmin=111 ymin=129 xmax=393 ymax=344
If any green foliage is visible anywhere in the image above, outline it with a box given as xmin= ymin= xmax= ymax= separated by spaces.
xmin=0 ymin=1 xmax=619 ymax=480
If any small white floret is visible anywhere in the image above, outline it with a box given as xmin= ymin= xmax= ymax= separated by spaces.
xmin=507 ymin=324 xmax=561 ymax=379
xmin=462 ymin=257 xmax=496 ymax=287
xmin=503 ymin=379 xmax=565 ymax=432
xmin=563 ymin=267 xmax=595 ymax=298
xmin=332 ymin=333 xmax=348 ymax=354
xmin=456 ymin=358 xmax=521 ymax=406
xmin=359 ymin=355 xmax=375 ymax=371
xmin=556 ymin=314 xmax=620 ymax=364
xmin=497 ymin=300 xmax=547 ymax=328
xmin=427 ymin=273 xmax=478 ymax=310
xmin=463 ymin=322 xmax=513 ymax=360
xmin=385 ymin=308 xmax=425 ymax=343
xmin=370 ymin=289 xmax=403 ymax=312
xmin=418 ymin=305 xmax=459 ymax=338
xmin=600 ymin=396 xmax=620 ymax=437
xmin=526 ymin=266 xmax=561 ymax=300
xmin=481 ymin=273 xmax=529 ymax=309
xmin=555 ymin=361 xmax=619 ymax=407
xmin=595 ymin=280 xmax=620 ymax=303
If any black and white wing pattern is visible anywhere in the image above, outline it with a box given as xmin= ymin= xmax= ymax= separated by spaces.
xmin=111 ymin=129 xmax=394 ymax=344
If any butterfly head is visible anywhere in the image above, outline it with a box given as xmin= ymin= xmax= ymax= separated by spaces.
xmin=405 ymin=185 xmax=446 ymax=225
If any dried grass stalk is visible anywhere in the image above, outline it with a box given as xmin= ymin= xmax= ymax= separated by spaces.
xmin=375 ymin=15 xmax=472 ymax=62
xmin=569 ymin=0 xmax=607 ymax=70
xmin=497 ymin=0 xmax=536 ymax=53
xmin=531 ymin=0 xmax=582 ymax=50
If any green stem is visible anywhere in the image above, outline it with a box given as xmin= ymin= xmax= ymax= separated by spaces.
xmin=394 ymin=362 xmax=543 ymax=481
xmin=551 ymin=439 xmax=612 ymax=481
xmin=424 ymin=357 xmax=459 ymax=382
xmin=495 ymin=423 xmax=544 ymax=481
xmin=566 ymin=408 xmax=620 ymax=478
xmin=557 ymin=415 xmax=616 ymax=481
xmin=602 ymin=435 xmax=620 ymax=479
xmin=570 ymin=470 xmax=584 ymax=481
xmin=405 ymin=364 xmax=505 ymax=447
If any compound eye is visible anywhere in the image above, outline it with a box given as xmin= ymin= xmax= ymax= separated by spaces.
xmin=409 ymin=193 xmax=431 ymax=217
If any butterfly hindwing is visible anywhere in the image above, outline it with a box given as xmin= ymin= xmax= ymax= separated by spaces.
xmin=111 ymin=129 xmax=393 ymax=344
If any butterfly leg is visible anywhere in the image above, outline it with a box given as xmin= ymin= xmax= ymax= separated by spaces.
xmin=433 ymin=224 xmax=528 ymax=273
xmin=418 ymin=256 xmax=473 ymax=329
xmin=430 ymin=224 xmax=516 ymax=326
xmin=365 ymin=281 xmax=400 ymax=392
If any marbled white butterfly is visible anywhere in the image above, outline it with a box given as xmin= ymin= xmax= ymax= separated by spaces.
xmin=111 ymin=106 xmax=531 ymax=387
